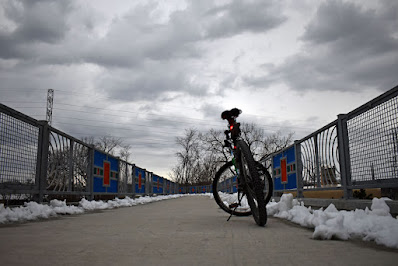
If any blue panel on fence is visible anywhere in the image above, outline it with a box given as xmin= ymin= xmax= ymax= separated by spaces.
xmin=152 ymin=175 xmax=163 ymax=194
xmin=109 ymin=179 xmax=118 ymax=193
xmin=93 ymin=150 xmax=119 ymax=193
xmin=134 ymin=167 xmax=146 ymax=194
xmin=232 ymin=176 xmax=237 ymax=193
xmin=93 ymin=177 xmax=106 ymax=192
xmin=273 ymin=146 xmax=297 ymax=191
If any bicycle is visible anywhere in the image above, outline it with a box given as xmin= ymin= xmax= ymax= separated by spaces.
xmin=212 ymin=108 xmax=273 ymax=226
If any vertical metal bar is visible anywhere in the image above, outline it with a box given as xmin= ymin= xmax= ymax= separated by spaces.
xmin=149 ymin=172 xmax=153 ymax=196
xmin=68 ymin=139 xmax=74 ymax=192
xmin=34 ymin=122 xmax=44 ymax=202
xmin=88 ymin=146 xmax=94 ymax=200
xmin=314 ymin=135 xmax=321 ymax=188
xmin=132 ymin=164 xmax=136 ymax=196
xmin=295 ymin=141 xmax=304 ymax=198
xmin=38 ymin=121 xmax=50 ymax=203
xmin=271 ymin=154 xmax=276 ymax=197
xmin=337 ymin=114 xmax=353 ymax=199
xmin=147 ymin=171 xmax=150 ymax=196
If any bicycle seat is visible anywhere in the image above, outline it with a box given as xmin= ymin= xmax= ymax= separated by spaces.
xmin=221 ymin=108 xmax=242 ymax=120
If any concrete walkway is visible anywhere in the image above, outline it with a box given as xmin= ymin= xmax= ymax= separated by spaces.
xmin=1 ymin=196 xmax=397 ymax=265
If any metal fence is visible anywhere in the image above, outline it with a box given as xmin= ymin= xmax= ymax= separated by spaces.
xmin=2 ymin=85 xmax=397 ymax=203
xmin=0 ymin=103 xmax=186 ymax=203
xmin=269 ymin=85 xmax=398 ymax=199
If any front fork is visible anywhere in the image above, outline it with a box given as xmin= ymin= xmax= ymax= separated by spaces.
xmin=231 ymin=148 xmax=246 ymax=201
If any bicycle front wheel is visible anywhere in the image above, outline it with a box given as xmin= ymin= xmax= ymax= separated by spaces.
xmin=212 ymin=161 xmax=252 ymax=216
xmin=237 ymin=140 xmax=267 ymax=226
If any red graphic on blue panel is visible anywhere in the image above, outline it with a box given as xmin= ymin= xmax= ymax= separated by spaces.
xmin=135 ymin=167 xmax=146 ymax=194
xmin=93 ymin=150 xmax=119 ymax=193
xmin=152 ymin=175 xmax=163 ymax=194
xmin=273 ymin=146 xmax=297 ymax=191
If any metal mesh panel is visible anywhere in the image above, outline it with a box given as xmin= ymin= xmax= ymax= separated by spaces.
xmin=348 ymin=96 xmax=398 ymax=182
xmin=0 ymin=112 xmax=39 ymax=185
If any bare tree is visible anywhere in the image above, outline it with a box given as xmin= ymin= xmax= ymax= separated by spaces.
xmin=171 ymin=123 xmax=294 ymax=184
xmin=119 ymin=143 xmax=132 ymax=162
xmin=174 ymin=129 xmax=200 ymax=184
xmin=94 ymin=136 xmax=123 ymax=155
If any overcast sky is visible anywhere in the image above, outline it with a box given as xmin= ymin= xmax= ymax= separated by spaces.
xmin=1 ymin=0 xmax=397 ymax=178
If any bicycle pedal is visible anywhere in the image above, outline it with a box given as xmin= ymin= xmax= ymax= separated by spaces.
xmin=229 ymin=203 xmax=239 ymax=208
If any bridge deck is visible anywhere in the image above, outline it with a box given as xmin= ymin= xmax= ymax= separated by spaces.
xmin=1 ymin=196 xmax=397 ymax=265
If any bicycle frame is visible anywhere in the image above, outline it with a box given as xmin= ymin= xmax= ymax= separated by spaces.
xmin=223 ymin=121 xmax=247 ymax=200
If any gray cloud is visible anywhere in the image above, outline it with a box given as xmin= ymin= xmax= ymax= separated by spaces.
xmin=0 ymin=0 xmax=72 ymax=59
xmin=0 ymin=0 xmax=288 ymax=104
xmin=203 ymin=0 xmax=286 ymax=39
xmin=244 ymin=0 xmax=398 ymax=92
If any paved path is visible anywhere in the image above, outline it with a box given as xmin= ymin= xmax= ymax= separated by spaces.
xmin=1 ymin=196 xmax=397 ymax=265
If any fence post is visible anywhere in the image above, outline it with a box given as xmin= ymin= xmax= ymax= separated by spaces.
xmin=295 ymin=141 xmax=304 ymax=198
xmin=337 ymin=114 xmax=353 ymax=199
xmin=313 ymin=135 xmax=321 ymax=188
xmin=37 ymin=121 xmax=50 ymax=203
xmin=68 ymin=139 xmax=74 ymax=192
xmin=271 ymin=155 xmax=277 ymax=197
xmin=132 ymin=164 xmax=136 ymax=196
xmin=125 ymin=161 xmax=128 ymax=196
xmin=88 ymin=146 xmax=94 ymax=200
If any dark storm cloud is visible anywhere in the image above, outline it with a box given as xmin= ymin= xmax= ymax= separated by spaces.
xmin=245 ymin=0 xmax=398 ymax=92
xmin=84 ymin=0 xmax=286 ymax=68
xmin=0 ymin=0 xmax=72 ymax=60
xmin=0 ymin=0 xmax=288 ymax=104
xmin=203 ymin=0 xmax=286 ymax=39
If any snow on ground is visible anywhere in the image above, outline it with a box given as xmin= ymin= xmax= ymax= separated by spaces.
xmin=266 ymin=194 xmax=398 ymax=249
xmin=0 ymin=195 xmax=183 ymax=224
xmin=1 ymin=193 xmax=397 ymax=249
xmin=210 ymin=192 xmax=398 ymax=249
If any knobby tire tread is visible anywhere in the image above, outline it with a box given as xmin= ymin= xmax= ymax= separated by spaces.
xmin=237 ymin=140 xmax=267 ymax=226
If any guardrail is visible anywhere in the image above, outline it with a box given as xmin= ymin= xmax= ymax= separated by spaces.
xmin=267 ymin=85 xmax=398 ymax=199
xmin=0 ymin=103 xmax=183 ymax=203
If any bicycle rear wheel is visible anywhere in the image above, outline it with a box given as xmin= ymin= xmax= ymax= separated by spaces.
xmin=212 ymin=161 xmax=252 ymax=216
xmin=256 ymin=162 xmax=273 ymax=205
xmin=237 ymin=140 xmax=267 ymax=226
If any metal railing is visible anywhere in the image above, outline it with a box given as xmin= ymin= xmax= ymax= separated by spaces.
xmin=0 ymin=103 xmax=182 ymax=203
xmin=2 ymin=85 xmax=397 ymax=202
xmin=268 ymin=85 xmax=398 ymax=199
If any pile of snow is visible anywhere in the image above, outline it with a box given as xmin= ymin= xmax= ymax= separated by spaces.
xmin=210 ymin=192 xmax=251 ymax=212
xmin=266 ymin=194 xmax=398 ymax=249
xmin=0 ymin=195 xmax=183 ymax=224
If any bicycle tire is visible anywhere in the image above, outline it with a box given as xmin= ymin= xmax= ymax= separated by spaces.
xmin=212 ymin=161 xmax=252 ymax=216
xmin=255 ymin=162 xmax=273 ymax=205
xmin=237 ymin=140 xmax=267 ymax=226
